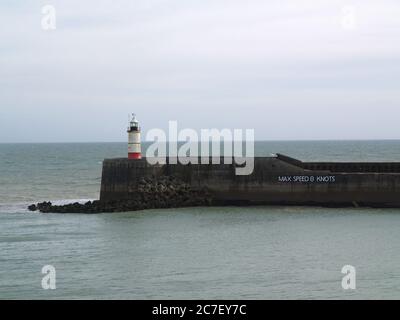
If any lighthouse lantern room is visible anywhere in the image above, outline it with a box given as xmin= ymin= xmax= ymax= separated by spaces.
xmin=127 ymin=113 xmax=142 ymax=159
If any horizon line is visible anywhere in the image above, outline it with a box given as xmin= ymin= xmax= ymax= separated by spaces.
xmin=2 ymin=138 xmax=400 ymax=144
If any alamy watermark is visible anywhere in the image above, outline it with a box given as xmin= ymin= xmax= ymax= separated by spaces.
xmin=41 ymin=5 xmax=57 ymax=30
xmin=41 ymin=265 xmax=56 ymax=290
xmin=340 ymin=5 xmax=357 ymax=30
xmin=341 ymin=265 xmax=356 ymax=290
xmin=145 ymin=121 xmax=255 ymax=175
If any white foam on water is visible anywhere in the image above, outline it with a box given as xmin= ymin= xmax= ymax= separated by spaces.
xmin=51 ymin=198 xmax=96 ymax=206
xmin=0 ymin=203 xmax=30 ymax=213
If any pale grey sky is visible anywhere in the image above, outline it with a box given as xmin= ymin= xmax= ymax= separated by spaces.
xmin=1 ymin=0 xmax=400 ymax=142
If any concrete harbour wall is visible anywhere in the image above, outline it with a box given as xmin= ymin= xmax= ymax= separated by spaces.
xmin=100 ymin=156 xmax=400 ymax=207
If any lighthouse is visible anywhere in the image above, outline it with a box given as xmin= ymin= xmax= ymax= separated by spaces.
xmin=127 ymin=114 xmax=142 ymax=159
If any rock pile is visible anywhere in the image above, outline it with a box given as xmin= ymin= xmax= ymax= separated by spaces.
xmin=28 ymin=176 xmax=212 ymax=214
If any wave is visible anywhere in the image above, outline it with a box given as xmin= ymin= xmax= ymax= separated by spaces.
xmin=50 ymin=198 xmax=96 ymax=206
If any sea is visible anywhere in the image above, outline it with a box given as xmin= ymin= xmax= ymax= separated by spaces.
xmin=1 ymin=141 xmax=400 ymax=300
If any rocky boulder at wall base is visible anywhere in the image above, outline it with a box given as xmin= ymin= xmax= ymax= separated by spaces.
xmin=28 ymin=176 xmax=213 ymax=214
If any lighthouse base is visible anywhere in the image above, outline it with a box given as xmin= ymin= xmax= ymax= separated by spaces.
xmin=128 ymin=153 xmax=142 ymax=160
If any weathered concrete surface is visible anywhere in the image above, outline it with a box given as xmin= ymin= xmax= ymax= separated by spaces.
xmin=100 ymin=155 xmax=400 ymax=208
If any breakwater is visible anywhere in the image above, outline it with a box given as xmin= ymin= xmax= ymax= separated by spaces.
xmin=100 ymin=155 xmax=400 ymax=208
xmin=29 ymin=154 xmax=400 ymax=213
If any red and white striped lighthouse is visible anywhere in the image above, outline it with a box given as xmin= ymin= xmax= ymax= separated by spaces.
xmin=127 ymin=113 xmax=142 ymax=159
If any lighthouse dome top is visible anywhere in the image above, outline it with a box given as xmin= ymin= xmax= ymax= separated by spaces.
xmin=128 ymin=113 xmax=140 ymax=132
xmin=131 ymin=113 xmax=139 ymax=124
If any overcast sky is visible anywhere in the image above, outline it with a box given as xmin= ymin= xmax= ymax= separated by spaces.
xmin=1 ymin=0 xmax=399 ymax=142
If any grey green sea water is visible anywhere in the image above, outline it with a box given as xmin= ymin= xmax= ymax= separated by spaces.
xmin=1 ymin=141 xmax=400 ymax=299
